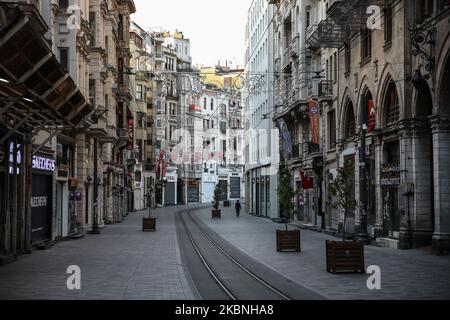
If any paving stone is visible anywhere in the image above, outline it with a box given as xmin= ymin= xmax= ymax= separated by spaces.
xmin=194 ymin=206 xmax=450 ymax=300
xmin=0 ymin=206 xmax=196 ymax=300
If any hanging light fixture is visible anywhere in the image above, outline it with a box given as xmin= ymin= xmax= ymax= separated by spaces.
xmin=412 ymin=69 xmax=426 ymax=90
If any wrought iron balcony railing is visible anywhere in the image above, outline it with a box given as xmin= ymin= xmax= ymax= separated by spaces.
xmin=306 ymin=0 xmax=386 ymax=49
xmin=318 ymin=80 xmax=333 ymax=101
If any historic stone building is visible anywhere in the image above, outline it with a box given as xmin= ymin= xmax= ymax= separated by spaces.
xmin=271 ymin=0 xmax=449 ymax=254
xmin=0 ymin=0 xmax=136 ymax=264
xmin=130 ymin=21 xmax=156 ymax=211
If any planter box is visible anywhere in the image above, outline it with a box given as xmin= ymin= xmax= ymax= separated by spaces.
xmin=223 ymin=200 xmax=231 ymax=207
xmin=212 ymin=209 xmax=221 ymax=219
xmin=276 ymin=230 xmax=301 ymax=252
xmin=143 ymin=218 xmax=156 ymax=232
xmin=326 ymin=240 xmax=365 ymax=273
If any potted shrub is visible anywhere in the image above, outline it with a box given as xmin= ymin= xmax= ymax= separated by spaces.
xmin=212 ymin=183 xmax=221 ymax=219
xmin=275 ymin=169 xmax=301 ymax=252
xmin=326 ymin=163 xmax=364 ymax=273
xmin=143 ymin=191 xmax=156 ymax=232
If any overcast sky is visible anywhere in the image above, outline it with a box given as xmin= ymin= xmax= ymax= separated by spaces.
xmin=132 ymin=0 xmax=253 ymax=68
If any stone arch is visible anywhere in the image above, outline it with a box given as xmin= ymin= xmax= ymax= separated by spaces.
xmin=340 ymin=96 xmax=356 ymax=140
xmin=378 ymin=75 xmax=402 ymax=128
xmin=355 ymin=76 xmax=372 ymax=125
xmin=413 ymin=80 xmax=433 ymax=119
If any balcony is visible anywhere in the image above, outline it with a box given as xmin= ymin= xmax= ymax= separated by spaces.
xmin=287 ymin=142 xmax=322 ymax=161
xmin=318 ymin=80 xmax=333 ymax=102
xmin=291 ymin=143 xmax=301 ymax=160
xmin=306 ymin=142 xmax=321 ymax=156
xmin=306 ymin=0 xmax=386 ymax=50
xmin=154 ymin=52 xmax=164 ymax=62
xmin=282 ymin=46 xmax=291 ymax=70
xmin=307 ymin=77 xmax=321 ymax=100
xmin=290 ymin=34 xmax=299 ymax=58
xmin=274 ymin=55 xmax=281 ymax=73
xmin=118 ymin=128 xmax=131 ymax=145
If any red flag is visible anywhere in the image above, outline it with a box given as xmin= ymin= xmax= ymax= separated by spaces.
xmin=367 ymin=100 xmax=376 ymax=133
xmin=300 ymin=170 xmax=314 ymax=190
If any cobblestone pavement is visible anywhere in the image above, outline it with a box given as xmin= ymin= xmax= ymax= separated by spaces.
xmin=0 ymin=206 xmax=197 ymax=300
xmin=194 ymin=205 xmax=450 ymax=300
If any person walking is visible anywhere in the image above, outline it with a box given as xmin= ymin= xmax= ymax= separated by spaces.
xmin=235 ymin=200 xmax=241 ymax=217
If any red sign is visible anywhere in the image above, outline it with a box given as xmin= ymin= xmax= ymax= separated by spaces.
xmin=367 ymin=99 xmax=376 ymax=133
xmin=308 ymin=99 xmax=320 ymax=145
xmin=189 ymin=104 xmax=201 ymax=111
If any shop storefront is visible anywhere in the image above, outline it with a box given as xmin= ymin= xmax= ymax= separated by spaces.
xmin=381 ymin=161 xmax=401 ymax=239
xmin=31 ymin=153 xmax=55 ymax=245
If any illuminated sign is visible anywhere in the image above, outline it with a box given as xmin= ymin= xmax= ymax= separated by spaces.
xmin=32 ymin=156 xmax=56 ymax=172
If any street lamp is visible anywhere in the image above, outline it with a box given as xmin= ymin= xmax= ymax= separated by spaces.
xmin=358 ymin=94 xmax=369 ymax=243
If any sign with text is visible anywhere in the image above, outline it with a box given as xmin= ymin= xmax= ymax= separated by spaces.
xmin=32 ymin=155 xmax=55 ymax=172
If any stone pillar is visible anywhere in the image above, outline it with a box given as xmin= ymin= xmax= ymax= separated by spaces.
xmin=75 ymin=133 xmax=87 ymax=233
xmin=431 ymin=116 xmax=450 ymax=254
xmin=398 ymin=121 xmax=414 ymax=249
xmin=409 ymin=119 xmax=434 ymax=248
xmin=374 ymin=133 xmax=383 ymax=238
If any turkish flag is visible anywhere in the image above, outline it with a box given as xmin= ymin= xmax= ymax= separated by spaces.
xmin=300 ymin=170 xmax=314 ymax=190
xmin=367 ymin=100 xmax=376 ymax=133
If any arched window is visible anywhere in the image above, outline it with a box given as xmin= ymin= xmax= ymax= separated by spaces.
xmin=384 ymin=80 xmax=399 ymax=125
xmin=344 ymin=100 xmax=356 ymax=139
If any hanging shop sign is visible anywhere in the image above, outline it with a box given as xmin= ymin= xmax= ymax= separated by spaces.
xmin=308 ymin=99 xmax=321 ymax=145
xmin=381 ymin=163 xmax=400 ymax=188
xmin=32 ymin=155 xmax=55 ymax=172
xmin=127 ymin=119 xmax=134 ymax=150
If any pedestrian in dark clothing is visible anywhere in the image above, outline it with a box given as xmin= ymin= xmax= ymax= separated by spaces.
xmin=235 ymin=200 xmax=241 ymax=217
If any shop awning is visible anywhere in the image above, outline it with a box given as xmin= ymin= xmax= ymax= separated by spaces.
xmin=0 ymin=2 xmax=92 ymax=134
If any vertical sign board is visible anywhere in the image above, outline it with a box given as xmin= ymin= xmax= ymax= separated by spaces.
xmin=308 ymin=99 xmax=320 ymax=145
xmin=230 ymin=177 xmax=241 ymax=199
xmin=31 ymin=155 xmax=55 ymax=244
xmin=127 ymin=119 xmax=134 ymax=150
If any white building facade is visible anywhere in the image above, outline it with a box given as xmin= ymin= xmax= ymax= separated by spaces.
xmin=245 ymin=0 xmax=279 ymax=218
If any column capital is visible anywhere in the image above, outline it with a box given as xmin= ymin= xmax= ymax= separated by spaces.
xmin=430 ymin=115 xmax=450 ymax=133
xmin=398 ymin=118 xmax=430 ymax=137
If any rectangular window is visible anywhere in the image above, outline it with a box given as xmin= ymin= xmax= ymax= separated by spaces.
xmin=328 ymin=110 xmax=336 ymax=149
xmin=384 ymin=4 xmax=393 ymax=44
xmin=59 ymin=48 xmax=69 ymax=72
xmin=345 ymin=42 xmax=351 ymax=75
xmin=361 ymin=28 xmax=372 ymax=61
xmin=211 ymin=98 xmax=214 ymax=110
xmin=89 ymin=79 xmax=95 ymax=106
xmin=136 ymin=84 xmax=143 ymax=100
